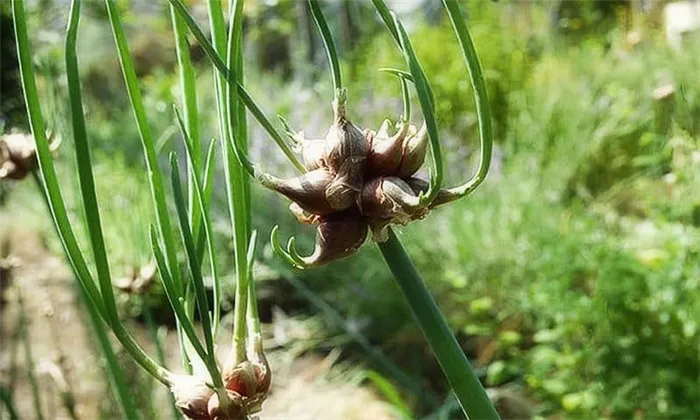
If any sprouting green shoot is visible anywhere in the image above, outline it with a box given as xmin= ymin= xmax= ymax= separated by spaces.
xmin=174 ymin=107 xmax=222 ymax=335
xmin=170 ymin=154 xmax=216 ymax=366
xmin=308 ymin=0 xmax=342 ymax=93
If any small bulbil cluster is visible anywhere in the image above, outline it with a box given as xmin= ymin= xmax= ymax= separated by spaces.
xmin=0 ymin=131 xmax=59 ymax=180
xmin=261 ymin=91 xmax=458 ymax=267
xmin=1 ymin=131 xmax=38 ymax=180
xmin=170 ymin=353 xmax=271 ymax=420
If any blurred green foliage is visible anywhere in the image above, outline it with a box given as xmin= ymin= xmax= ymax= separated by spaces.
xmin=1 ymin=1 xmax=699 ymax=419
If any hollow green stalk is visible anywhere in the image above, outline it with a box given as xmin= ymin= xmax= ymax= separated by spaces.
xmin=175 ymin=109 xmax=222 ymax=334
xmin=375 ymin=2 xmax=499 ymax=418
xmin=392 ymin=13 xmax=444 ymax=206
xmin=195 ymin=139 xmax=218 ymax=263
xmin=308 ymin=0 xmax=342 ymax=92
xmin=442 ymin=0 xmax=492 ymax=198
xmin=378 ymin=229 xmax=499 ymax=420
xmin=67 ymin=0 xmax=119 ymax=335
xmin=377 ymin=2 xmax=493 ymax=201
xmin=104 ymin=0 xmax=183 ymax=299
xmin=169 ymin=9 xmax=203 ymax=375
xmin=149 ymin=227 xmax=211 ymax=373
xmin=14 ymin=0 xmax=104 ymax=319
xmin=170 ymin=3 xmax=201 ymax=231
xmin=245 ymin=231 xmax=261 ymax=353
xmin=223 ymin=0 xmax=252 ymax=365
xmin=68 ymin=0 xmax=171 ymax=388
xmin=150 ymin=233 xmax=230 ymax=415
xmin=400 ymin=77 xmax=411 ymax=122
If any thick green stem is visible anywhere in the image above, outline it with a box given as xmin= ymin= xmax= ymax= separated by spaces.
xmin=225 ymin=0 xmax=251 ymax=365
xmin=377 ymin=229 xmax=500 ymax=420
xmin=175 ymin=110 xmax=222 ymax=336
xmin=392 ymin=14 xmax=444 ymax=205
xmin=245 ymin=231 xmax=262 ymax=354
xmin=400 ymin=77 xmax=411 ymax=122
xmin=170 ymin=10 xmax=203 ymax=375
xmin=66 ymin=0 xmax=120 ymax=335
xmin=170 ymin=155 xmax=216 ymax=369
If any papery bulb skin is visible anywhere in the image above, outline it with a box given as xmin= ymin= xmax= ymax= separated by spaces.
xmin=258 ymin=168 xmax=335 ymax=215
xmin=222 ymin=361 xmax=258 ymax=398
xmin=367 ymin=120 xmax=409 ymax=177
xmin=323 ymin=92 xmax=370 ymax=174
xmin=396 ymin=123 xmax=428 ymax=178
xmin=169 ymin=374 xmax=215 ymax=420
xmin=325 ymin=155 xmax=365 ymax=211
xmin=297 ymin=138 xmax=326 ymax=171
xmin=359 ymin=177 xmax=427 ymax=223
xmin=207 ymin=390 xmax=245 ymax=420
xmin=252 ymin=353 xmax=271 ymax=395
xmin=367 ymin=218 xmax=394 ymax=242
xmin=300 ymin=211 xmax=369 ymax=267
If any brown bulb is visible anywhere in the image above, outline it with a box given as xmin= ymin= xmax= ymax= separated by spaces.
xmin=396 ymin=122 xmax=428 ymax=178
xmin=298 ymin=211 xmax=369 ymax=267
xmin=169 ymin=374 xmax=215 ymax=420
xmin=359 ymin=177 xmax=427 ymax=223
xmin=367 ymin=120 xmax=409 ymax=176
xmin=258 ymin=168 xmax=336 ymax=215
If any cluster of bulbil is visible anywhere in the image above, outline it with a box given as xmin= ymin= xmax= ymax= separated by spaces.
xmin=260 ymin=90 xmax=457 ymax=267
xmin=170 ymin=350 xmax=271 ymax=420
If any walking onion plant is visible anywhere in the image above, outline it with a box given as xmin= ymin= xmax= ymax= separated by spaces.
xmin=14 ymin=0 xmax=498 ymax=418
